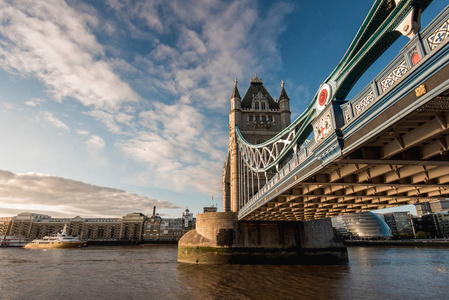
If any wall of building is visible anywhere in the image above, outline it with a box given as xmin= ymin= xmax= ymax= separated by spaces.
xmin=5 ymin=209 xmax=196 ymax=241
xmin=415 ymin=199 xmax=449 ymax=216
xmin=332 ymin=212 xmax=391 ymax=239
xmin=0 ymin=217 xmax=13 ymax=236
xmin=435 ymin=211 xmax=449 ymax=238
xmin=383 ymin=212 xmax=414 ymax=236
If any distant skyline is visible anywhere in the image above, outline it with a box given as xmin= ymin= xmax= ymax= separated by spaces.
xmin=0 ymin=0 xmax=446 ymax=218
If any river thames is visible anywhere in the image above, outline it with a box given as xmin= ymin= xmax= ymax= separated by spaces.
xmin=1 ymin=245 xmax=448 ymax=299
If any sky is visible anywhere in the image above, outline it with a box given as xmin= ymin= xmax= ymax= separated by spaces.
xmin=0 ymin=0 xmax=446 ymax=219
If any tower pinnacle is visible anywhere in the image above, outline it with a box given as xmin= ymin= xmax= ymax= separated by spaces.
xmin=231 ymin=78 xmax=241 ymax=99
xmin=251 ymin=73 xmax=262 ymax=84
xmin=279 ymin=80 xmax=289 ymax=101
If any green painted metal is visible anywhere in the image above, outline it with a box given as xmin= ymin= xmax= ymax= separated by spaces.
xmin=328 ymin=0 xmax=431 ymax=99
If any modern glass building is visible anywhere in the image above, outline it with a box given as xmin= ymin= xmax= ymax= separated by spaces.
xmin=382 ymin=212 xmax=414 ymax=235
xmin=332 ymin=212 xmax=391 ymax=239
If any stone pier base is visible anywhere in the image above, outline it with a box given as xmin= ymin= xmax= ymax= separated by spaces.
xmin=177 ymin=212 xmax=348 ymax=265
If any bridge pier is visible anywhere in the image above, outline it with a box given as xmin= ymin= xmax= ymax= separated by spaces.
xmin=178 ymin=212 xmax=348 ymax=264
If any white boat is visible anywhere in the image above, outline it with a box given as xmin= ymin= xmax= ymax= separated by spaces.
xmin=24 ymin=225 xmax=86 ymax=249
xmin=0 ymin=236 xmax=27 ymax=247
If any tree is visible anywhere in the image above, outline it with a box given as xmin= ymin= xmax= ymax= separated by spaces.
xmin=415 ymin=231 xmax=431 ymax=239
xmin=399 ymin=232 xmax=413 ymax=239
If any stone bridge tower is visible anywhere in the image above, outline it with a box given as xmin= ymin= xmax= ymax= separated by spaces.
xmin=223 ymin=74 xmax=291 ymax=212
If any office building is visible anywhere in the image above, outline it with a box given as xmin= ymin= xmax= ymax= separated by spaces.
xmin=382 ymin=212 xmax=414 ymax=236
xmin=415 ymin=199 xmax=449 ymax=216
xmin=332 ymin=212 xmax=391 ymax=239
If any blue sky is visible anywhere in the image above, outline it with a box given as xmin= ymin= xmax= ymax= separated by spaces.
xmin=0 ymin=0 xmax=446 ymax=218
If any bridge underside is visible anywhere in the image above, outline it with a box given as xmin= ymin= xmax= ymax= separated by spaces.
xmin=243 ymin=90 xmax=449 ymax=221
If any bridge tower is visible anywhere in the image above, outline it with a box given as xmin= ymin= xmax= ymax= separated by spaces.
xmin=224 ymin=74 xmax=291 ymax=213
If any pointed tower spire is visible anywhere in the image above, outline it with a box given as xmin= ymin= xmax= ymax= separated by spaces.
xmin=279 ymin=80 xmax=291 ymax=128
xmin=279 ymin=80 xmax=290 ymax=101
xmin=231 ymin=78 xmax=241 ymax=99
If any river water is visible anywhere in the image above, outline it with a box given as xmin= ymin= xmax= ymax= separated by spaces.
xmin=1 ymin=245 xmax=448 ymax=299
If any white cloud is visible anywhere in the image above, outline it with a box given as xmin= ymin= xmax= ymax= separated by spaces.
xmin=115 ymin=112 xmax=135 ymax=126
xmin=85 ymin=135 xmax=105 ymax=150
xmin=116 ymin=99 xmax=228 ymax=194
xmin=0 ymin=0 xmax=139 ymax=111
xmin=84 ymin=135 xmax=108 ymax=167
xmin=84 ymin=110 xmax=124 ymax=134
xmin=106 ymin=0 xmax=167 ymax=34
xmin=83 ymin=109 xmax=137 ymax=135
xmin=41 ymin=111 xmax=70 ymax=132
xmin=109 ymin=0 xmax=294 ymax=109
xmin=0 ymin=169 xmax=179 ymax=218
xmin=3 ymin=102 xmax=15 ymax=110
xmin=76 ymin=129 xmax=90 ymax=135
xmin=25 ymin=97 xmax=45 ymax=107
xmin=178 ymin=27 xmax=207 ymax=54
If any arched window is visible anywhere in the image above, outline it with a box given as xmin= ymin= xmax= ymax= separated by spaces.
xmin=254 ymin=102 xmax=259 ymax=110
xmin=261 ymin=102 xmax=266 ymax=110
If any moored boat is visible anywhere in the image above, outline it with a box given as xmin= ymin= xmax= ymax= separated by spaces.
xmin=24 ymin=225 xmax=86 ymax=249
xmin=1 ymin=236 xmax=27 ymax=247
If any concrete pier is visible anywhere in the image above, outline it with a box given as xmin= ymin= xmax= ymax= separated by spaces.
xmin=177 ymin=212 xmax=348 ymax=264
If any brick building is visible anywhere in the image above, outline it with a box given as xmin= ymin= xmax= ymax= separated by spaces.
xmin=5 ymin=208 xmax=195 ymax=241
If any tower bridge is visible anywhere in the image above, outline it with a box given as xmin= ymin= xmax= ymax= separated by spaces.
xmin=178 ymin=0 xmax=449 ymax=264
xmin=225 ymin=0 xmax=449 ymax=222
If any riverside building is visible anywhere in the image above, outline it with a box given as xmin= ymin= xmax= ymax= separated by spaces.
xmin=159 ymin=218 xmax=183 ymax=241
xmin=4 ymin=208 xmax=195 ymax=242
xmin=331 ymin=212 xmax=391 ymax=239
xmin=203 ymin=206 xmax=218 ymax=213
xmin=0 ymin=217 xmax=13 ymax=236
xmin=415 ymin=199 xmax=449 ymax=216
xmin=412 ymin=214 xmax=440 ymax=238
xmin=413 ymin=210 xmax=449 ymax=238
xmin=435 ymin=211 xmax=449 ymax=238
xmin=144 ymin=207 xmax=163 ymax=240
xmin=382 ymin=212 xmax=414 ymax=236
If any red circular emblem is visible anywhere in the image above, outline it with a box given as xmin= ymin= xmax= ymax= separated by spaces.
xmin=318 ymin=89 xmax=328 ymax=106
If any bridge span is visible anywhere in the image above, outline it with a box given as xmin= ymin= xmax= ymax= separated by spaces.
xmin=224 ymin=2 xmax=449 ymax=222
xmin=179 ymin=1 xmax=449 ymax=264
